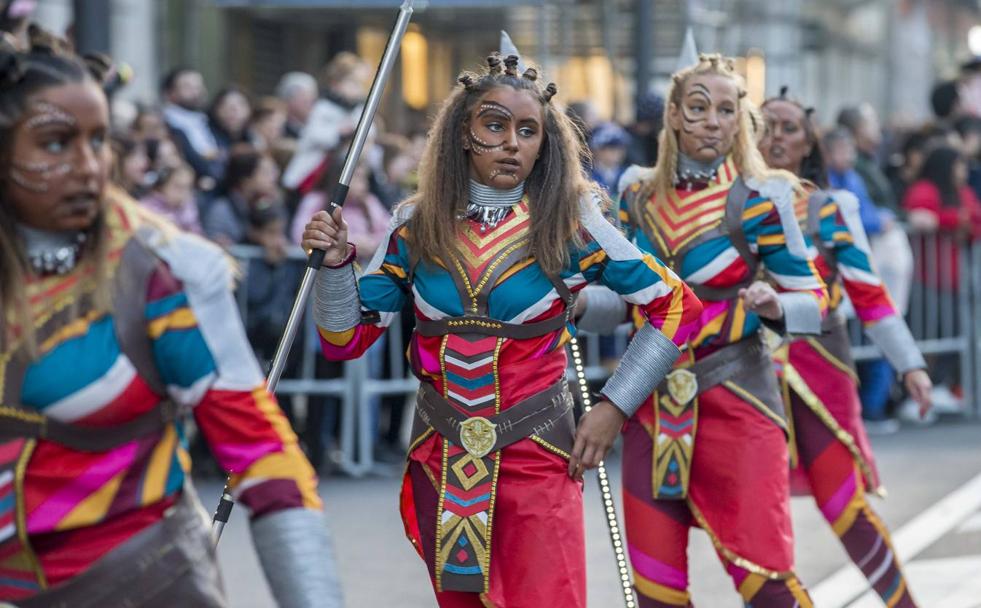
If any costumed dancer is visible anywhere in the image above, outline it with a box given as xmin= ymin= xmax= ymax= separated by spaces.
xmin=759 ymin=88 xmax=932 ymax=608
xmin=613 ymin=54 xmax=828 ymax=607
xmin=0 ymin=36 xmax=341 ymax=607
xmin=301 ymin=53 xmax=702 ymax=607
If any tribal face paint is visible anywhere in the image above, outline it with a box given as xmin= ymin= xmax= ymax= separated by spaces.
xmin=5 ymin=81 xmax=111 ymax=232
xmin=668 ymin=74 xmax=740 ymax=163
xmin=465 ymin=87 xmax=544 ymax=189
xmin=759 ymin=100 xmax=812 ymax=174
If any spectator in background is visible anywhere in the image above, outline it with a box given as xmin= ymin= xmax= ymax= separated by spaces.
xmin=276 ymin=71 xmax=319 ymax=140
xmin=837 ymin=103 xmax=900 ymax=216
xmin=626 ymin=90 xmax=664 ymax=167
xmin=903 ymin=145 xmax=981 ymax=416
xmin=825 ymin=126 xmax=912 ymax=429
xmin=243 ymin=203 xmax=296 ymax=364
xmin=250 ymin=96 xmax=288 ymax=155
xmin=204 ymin=145 xmax=282 ymax=246
xmin=931 ymin=80 xmax=963 ymax=124
xmin=139 ymin=163 xmax=204 ymax=235
xmin=160 ymin=66 xmax=223 ymax=186
xmin=825 ymin=127 xmax=884 ymax=236
xmin=904 ymin=146 xmax=981 ymax=241
xmin=111 ymin=133 xmax=150 ymax=198
xmin=886 ymin=130 xmax=930 ymax=204
xmin=283 ymin=52 xmax=371 ymax=193
xmin=131 ymin=105 xmax=168 ymax=142
xmin=589 ymin=121 xmax=630 ymax=195
xmin=145 ymin=135 xmax=183 ymax=174
xmin=291 ymin=160 xmax=389 ymax=257
xmin=208 ymin=85 xmax=253 ymax=163
xmin=954 ymin=116 xmax=981 ymax=202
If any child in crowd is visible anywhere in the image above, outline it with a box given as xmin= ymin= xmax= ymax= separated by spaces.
xmin=139 ymin=163 xmax=204 ymax=234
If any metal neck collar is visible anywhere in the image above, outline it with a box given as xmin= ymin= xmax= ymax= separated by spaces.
xmin=463 ymin=179 xmax=525 ymax=233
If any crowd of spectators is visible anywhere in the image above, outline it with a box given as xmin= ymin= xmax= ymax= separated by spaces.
xmin=103 ymin=47 xmax=981 ymax=468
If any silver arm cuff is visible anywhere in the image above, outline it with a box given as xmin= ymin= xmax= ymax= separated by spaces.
xmin=777 ymin=291 xmax=823 ymax=335
xmin=600 ymin=324 xmax=681 ymax=417
xmin=865 ymin=314 xmax=927 ymax=374
xmin=313 ymin=264 xmax=362 ymax=332
xmin=251 ymin=507 xmax=344 ymax=608
xmin=577 ymin=285 xmax=628 ymax=334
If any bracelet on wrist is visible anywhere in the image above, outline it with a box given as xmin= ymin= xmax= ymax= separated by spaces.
xmin=324 ymin=244 xmax=357 ymax=268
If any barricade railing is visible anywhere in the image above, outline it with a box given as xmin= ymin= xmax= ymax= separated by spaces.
xmin=229 ymin=245 xmax=417 ymax=476
xmin=227 ymin=230 xmax=978 ymax=477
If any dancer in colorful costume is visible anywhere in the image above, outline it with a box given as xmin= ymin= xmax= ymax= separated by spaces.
xmin=0 ymin=35 xmax=341 ymax=607
xmin=759 ymin=88 xmax=932 ymax=608
xmin=615 ymin=54 xmax=827 ymax=607
xmin=302 ymin=53 xmax=701 ymax=607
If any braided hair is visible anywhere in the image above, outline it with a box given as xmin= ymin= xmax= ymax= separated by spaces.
xmin=405 ymin=53 xmax=593 ymax=275
xmin=761 ymin=85 xmax=827 ymax=188
xmin=0 ymin=27 xmax=109 ymax=352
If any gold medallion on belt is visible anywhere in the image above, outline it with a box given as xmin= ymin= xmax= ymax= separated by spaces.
xmin=458 ymin=416 xmax=497 ymax=458
xmin=666 ymin=368 xmax=698 ymax=404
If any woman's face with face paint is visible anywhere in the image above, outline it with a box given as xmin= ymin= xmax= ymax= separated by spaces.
xmin=759 ymin=99 xmax=813 ymax=175
xmin=4 ymin=80 xmax=111 ymax=232
xmin=668 ymin=73 xmax=740 ymax=163
xmin=465 ymin=86 xmax=545 ymax=189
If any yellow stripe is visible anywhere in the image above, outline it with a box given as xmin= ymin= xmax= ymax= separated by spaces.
xmin=736 ymin=572 xmax=767 ymax=601
xmin=886 ymin=576 xmax=907 ymax=607
xmin=788 ymin=576 xmax=814 ymax=607
xmin=381 ymin=262 xmax=407 ymax=279
xmin=39 ymin=309 xmax=104 ymax=352
xmin=578 ymin=250 xmax=607 ymax=272
xmin=57 ymin=470 xmax=126 ymax=531
xmin=634 ymin=571 xmax=691 ymax=605
xmin=249 ymin=387 xmax=322 ymax=509
xmin=693 ymin=312 xmax=727 ymax=346
xmin=742 ymin=200 xmax=774 ymax=220
xmin=147 ymin=307 xmax=196 ymax=339
xmin=831 ymin=490 xmax=865 ymax=536
xmin=757 ymin=234 xmax=787 ymax=247
xmin=318 ymin=325 xmax=356 ymax=346
xmin=498 ymin=257 xmax=536 ymax=284
xmin=728 ymin=300 xmax=747 ymax=342
xmin=819 ymin=203 xmax=838 ymax=219
xmin=141 ymin=425 xmax=178 ymax=504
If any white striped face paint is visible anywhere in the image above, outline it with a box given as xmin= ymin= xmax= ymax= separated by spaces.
xmin=465 ymin=86 xmax=544 ymax=189
xmin=6 ymin=81 xmax=111 ymax=232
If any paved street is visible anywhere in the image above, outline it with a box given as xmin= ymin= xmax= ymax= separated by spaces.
xmin=200 ymin=420 xmax=981 ymax=607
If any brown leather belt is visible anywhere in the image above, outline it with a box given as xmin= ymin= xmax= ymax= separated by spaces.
xmin=659 ymin=333 xmax=771 ymax=402
xmin=413 ymin=380 xmax=575 ymax=458
xmin=0 ymin=401 xmax=178 ymax=452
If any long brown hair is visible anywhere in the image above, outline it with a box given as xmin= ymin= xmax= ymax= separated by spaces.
xmin=633 ymin=53 xmax=797 ymax=220
xmin=403 ymin=54 xmax=594 ymax=275
xmin=0 ymin=29 xmax=111 ymax=353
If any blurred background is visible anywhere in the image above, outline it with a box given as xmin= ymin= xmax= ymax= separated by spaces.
xmin=8 ymin=0 xmax=981 ymax=606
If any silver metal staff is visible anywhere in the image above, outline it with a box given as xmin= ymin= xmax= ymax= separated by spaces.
xmin=211 ymin=0 xmax=415 ymax=545
xmin=568 ymin=338 xmax=637 ymax=608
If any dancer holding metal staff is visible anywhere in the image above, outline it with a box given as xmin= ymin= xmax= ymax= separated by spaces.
xmin=0 ymin=28 xmax=341 ymax=608
xmin=301 ymin=47 xmax=701 ymax=605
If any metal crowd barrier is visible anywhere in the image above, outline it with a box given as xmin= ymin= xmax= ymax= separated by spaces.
xmin=227 ymin=230 xmax=978 ymax=476
xmin=229 ymin=245 xmax=417 ymax=477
